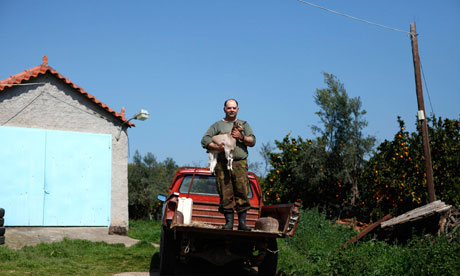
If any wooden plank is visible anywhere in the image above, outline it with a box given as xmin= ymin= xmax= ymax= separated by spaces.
xmin=344 ymin=214 xmax=392 ymax=247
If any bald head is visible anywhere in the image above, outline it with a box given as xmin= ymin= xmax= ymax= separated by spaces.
xmin=224 ymin=99 xmax=239 ymax=108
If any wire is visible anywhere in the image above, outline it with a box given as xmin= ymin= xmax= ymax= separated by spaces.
xmin=298 ymin=0 xmax=434 ymax=116
xmin=420 ymin=60 xmax=435 ymax=117
xmin=1 ymin=82 xmax=114 ymax=121
xmin=2 ymin=89 xmax=111 ymax=126
xmin=298 ymin=0 xmax=411 ymax=35
xmin=45 ymin=91 xmax=110 ymax=120
xmin=2 ymin=90 xmax=45 ymax=125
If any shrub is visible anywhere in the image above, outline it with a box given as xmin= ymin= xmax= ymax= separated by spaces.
xmin=277 ymin=208 xmax=460 ymax=276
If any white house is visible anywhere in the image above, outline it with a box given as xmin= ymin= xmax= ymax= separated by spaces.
xmin=0 ymin=56 xmax=134 ymax=234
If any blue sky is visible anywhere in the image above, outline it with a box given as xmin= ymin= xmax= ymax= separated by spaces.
xmin=1 ymin=0 xmax=459 ymax=171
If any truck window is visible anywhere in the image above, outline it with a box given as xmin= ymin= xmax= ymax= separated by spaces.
xmin=179 ymin=175 xmax=253 ymax=198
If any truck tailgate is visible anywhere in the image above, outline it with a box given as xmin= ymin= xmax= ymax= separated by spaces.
xmin=173 ymin=224 xmax=285 ymax=239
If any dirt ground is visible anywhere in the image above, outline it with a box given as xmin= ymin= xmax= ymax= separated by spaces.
xmin=3 ymin=227 xmax=144 ymax=249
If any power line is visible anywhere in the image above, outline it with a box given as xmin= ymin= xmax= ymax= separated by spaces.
xmin=298 ymin=0 xmax=411 ymax=35
xmin=298 ymin=1 xmax=436 ymax=114
xmin=420 ymin=60 xmax=435 ymax=117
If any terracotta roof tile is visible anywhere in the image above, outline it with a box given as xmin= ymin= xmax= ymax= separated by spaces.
xmin=0 ymin=56 xmax=134 ymax=127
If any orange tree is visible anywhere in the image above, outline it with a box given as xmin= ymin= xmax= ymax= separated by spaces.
xmin=263 ymin=133 xmax=370 ymax=217
xmin=359 ymin=116 xmax=460 ymax=221
xmin=262 ymin=135 xmax=326 ymax=207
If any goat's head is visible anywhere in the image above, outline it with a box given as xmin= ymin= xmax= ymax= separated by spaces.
xmin=233 ymin=121 xmax=244 ymax=131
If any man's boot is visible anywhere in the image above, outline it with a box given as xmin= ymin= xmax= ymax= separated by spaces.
xmin=238 ymin=211 xmax=252 ymax=231
xmin=222 ymin=212 xmax=234 ymax=230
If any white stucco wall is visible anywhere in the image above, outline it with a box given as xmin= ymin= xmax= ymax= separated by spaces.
xmin=0 ymin=73 xmax=129 ymax=232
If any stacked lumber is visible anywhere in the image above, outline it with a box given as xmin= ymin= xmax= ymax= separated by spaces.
xmin=381 ymin=200 xmax=452 ymax=228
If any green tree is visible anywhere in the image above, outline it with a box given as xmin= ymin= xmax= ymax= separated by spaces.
xmin=312 ymin=73 xmax=375 ymax=208
xmin=128 ymin=151 xmax=179 ymax=219
xmin=263 ymin=73 xmax=375 ymax=216
xmin=258 ymin=142 xmax=275 ymax=177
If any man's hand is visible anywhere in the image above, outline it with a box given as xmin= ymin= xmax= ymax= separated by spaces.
xmin=231 ymin=129 xmax=243 ymax=140
xmin=208 ymin=142 xmax=225 ymax=152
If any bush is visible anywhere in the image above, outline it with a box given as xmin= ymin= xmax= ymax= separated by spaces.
xmin=278 ymin=208 xmax=356 ymax=276
xmin=277 ymin=208 xmax=460 ymax=276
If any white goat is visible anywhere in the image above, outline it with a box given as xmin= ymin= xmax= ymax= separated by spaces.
xmin=209 ymin=121 xmax=244 ymax=174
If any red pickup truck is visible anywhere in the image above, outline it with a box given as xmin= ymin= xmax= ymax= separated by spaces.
xmin=150 ymin=167 xmax=301 ymax=276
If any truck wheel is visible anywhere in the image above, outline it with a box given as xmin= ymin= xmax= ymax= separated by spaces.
xmin=149 ymin=253 xmax=158 ymax=276
xmin=158 ymin=228 xmax=178 ymax=275
xmin=0 ymin=227 xmax=5 ymax=236
xmin=0 ymin=236 xmax=4 ymax=245
xmin=0 ymin=208 xmax=4 ymax=218
xmin=0 ymin=218 xmax=3 ymax=227
xmin=258 ymin=238 xmax=278 ymax=276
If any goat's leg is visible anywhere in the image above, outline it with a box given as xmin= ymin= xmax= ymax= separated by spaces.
xmin=209 ymin=152 xmax=217 ymax=174
xmin=225 ymin=149 xmax=233 ymax=171
xmin=228 ymin=157 xmax=233 ymax=171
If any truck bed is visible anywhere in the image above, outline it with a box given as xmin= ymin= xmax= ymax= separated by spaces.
xmin=166 ymin=196 xmax=300 ymax=237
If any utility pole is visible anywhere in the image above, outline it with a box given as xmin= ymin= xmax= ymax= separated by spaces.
xmin=410 ymin=22 xmax=435 ymax=202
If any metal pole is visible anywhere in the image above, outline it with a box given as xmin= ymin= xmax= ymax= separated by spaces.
xmin=410 ymin=22 xmax=435 ymax=202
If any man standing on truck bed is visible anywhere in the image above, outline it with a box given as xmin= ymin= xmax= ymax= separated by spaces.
xmin=201 ymin=99 xmax=256 ymax=231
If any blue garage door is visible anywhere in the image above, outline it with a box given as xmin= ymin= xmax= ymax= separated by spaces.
xmin=0 ymin=126 xmax=112 ymax=226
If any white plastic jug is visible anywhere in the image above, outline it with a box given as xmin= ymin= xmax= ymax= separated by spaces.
xmin=177 ymin=197 xmax=193 ymax=224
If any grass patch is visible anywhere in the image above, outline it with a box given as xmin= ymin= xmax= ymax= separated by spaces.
xmin=0 ymin=239 xmax=155 ymax=276
xmin=1 ymin=215 xmax=458 ymax=275
xmin=277 ymin=208 xmax=460 ymax=276
xmin=127 ymin=219 xmax=162 ymax=244
xmin=0 ymin=220 xmax=161 ymax=276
